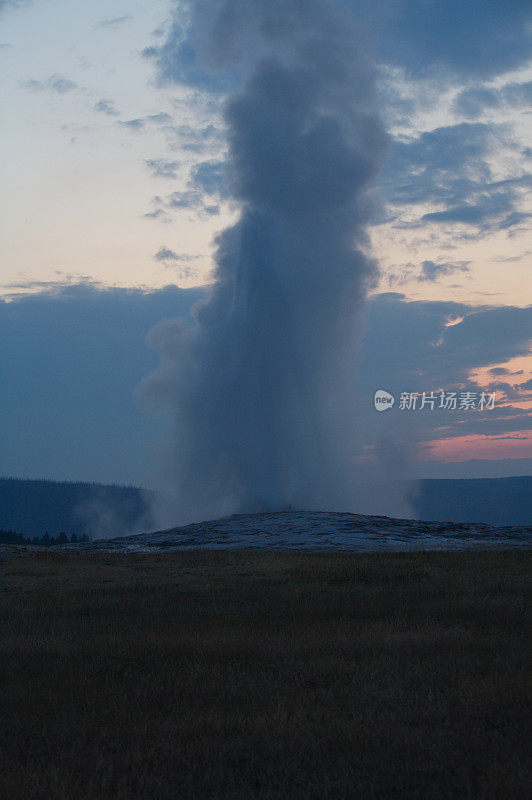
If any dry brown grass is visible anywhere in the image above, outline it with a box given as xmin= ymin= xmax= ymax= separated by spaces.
xmin=0 ymin=549 xmax=530 ymax=799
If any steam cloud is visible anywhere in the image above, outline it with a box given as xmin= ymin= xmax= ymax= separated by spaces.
xmin=142 ymin=0 xmax=389 ymax=524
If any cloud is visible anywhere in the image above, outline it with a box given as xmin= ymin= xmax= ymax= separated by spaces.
xmin=23 ymin=74 xmax=78 ymax=94
xmin=491 ymin=249 xmax=532 ymax=264
xmin=167 ymin=123 xmax=225 ymax=153
xmin=151 ymin=158 xmax=229 ymax=216
xmin=118 ymin=118 xmax=145 ymax=131
xmin=143 ymin=208 xmax=172 ymax=223
xmin=0 ymin=0 xmax=31 ymax=13
xmin=93 ymin=99 xmax=120 ymax=116
xmin=351 ymin=0 xmax=532 ymax=80
xmin=118 ymin=113 xmax=173 ymax=133
xmin=165 ymin=189 xmax=202 ymax=209
xmin=421 ymin=200 xmax=508 ymax=226
xmin=153 ymin=247 xmax=198 ymax=263
xmin=167 ymin=189 xmax=220 ymax=215
xmin=145 ymin=158 xmax=180 ymax=178
xmin=419 ymin=260 xmax=471 ymax=282
xmin=360 ymin=294 xmax=532 ymax=394
xmin=383 ymin=123 xmax=493 ymax=206
xmin=384 ymin=260 xmax=471 ymax=286
xmin=152 ymin=160 xmax=229 ymax=217
xmin=381 ymin=124 xmax=530 ymax=233
xmin=189 ymin=159 xmax=228 ymax=197
xmin=454 ymin=80 xmax=532 ymax=118
xmin=141 ymin=20 xmax=235 ymax=94
xmin=148 ymin=112 xmax=173 ymax=124
xmin=96 ymin=16 xmax=132 ymax=29
xmin=153 ymin=248 xmax=200 ymax=281
xmin=419 ymin=178 xmax=531 ymax=230
xmin=453 ymin=87 xmax=500 ymax=118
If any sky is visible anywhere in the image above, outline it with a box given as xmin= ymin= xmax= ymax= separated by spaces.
xmin=1 ymin=0 xmax=531 ymax=487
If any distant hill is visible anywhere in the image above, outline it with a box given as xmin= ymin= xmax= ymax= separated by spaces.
xmin=0 ymin=478 xmax=153 ymax=540
xmin=412 ymin=477 xmax=531 ymax=526
xmin=0 ymin=475 xmax=530 ymax=539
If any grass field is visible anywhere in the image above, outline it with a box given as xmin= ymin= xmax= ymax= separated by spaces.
xmin=0 ymin=548 xmax=530 ymax=799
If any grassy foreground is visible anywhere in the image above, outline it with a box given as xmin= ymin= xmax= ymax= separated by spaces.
xmin=0 ymin=549 xmax=530 ymax=800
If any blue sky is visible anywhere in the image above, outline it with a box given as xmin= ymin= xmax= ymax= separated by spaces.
xmin=0 ymin=0 xmax=531 ymax=485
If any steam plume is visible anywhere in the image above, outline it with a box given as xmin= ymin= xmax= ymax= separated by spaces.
xmin=142 ymin=0 xmax=388 ymax=523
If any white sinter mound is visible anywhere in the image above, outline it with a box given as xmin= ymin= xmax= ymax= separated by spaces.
xmin=76 ymin=511 xmax=531 ymax=553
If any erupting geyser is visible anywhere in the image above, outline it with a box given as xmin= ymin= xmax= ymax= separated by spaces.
xmin=142 ymin=0 xmax=388 ymax=524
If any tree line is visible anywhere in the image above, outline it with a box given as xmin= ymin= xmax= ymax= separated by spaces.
xmin=0 ymin=530 xmax=90 ymax=546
